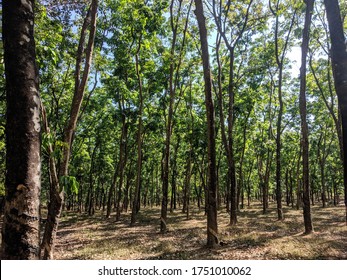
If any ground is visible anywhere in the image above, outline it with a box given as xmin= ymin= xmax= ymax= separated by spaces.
xmin=50 ymin=202 xmax=347 ymax=260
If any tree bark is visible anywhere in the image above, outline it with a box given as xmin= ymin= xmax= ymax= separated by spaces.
xmin=194 ymin=0 xmax=219 ymax=248
xmin=1 ymin=0 xmax=41 ymax=260
xmin=299 ymin=0 xmax=314 ymax=234
xmin=323 ymin=0 xmax=347 ymax=224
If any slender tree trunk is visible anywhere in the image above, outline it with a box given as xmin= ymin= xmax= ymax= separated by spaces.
xmin=269 ymin=0 xmax=296 ymax=221
xmin=170 ymin=140 xmax=179 ymax=213
xmin=88 ymin=144 xmax=98 ymax=216
xmin=238 ymin=110 xmax=252 ymax=210
xmin=1 ymin=0 xmax=41 ymax=259
xmin=116 ymin=113 xmax=128 ymax=221
xmin=296 ymin=151 xmax=302 ymax=210
xmin=106 ymin=169 xmax=117 ymax=218
xmin=41 ymin=0 xmax=98 ymax=259
xmin=285 ymin=168 xmax=290 ymax=206
xmin=184 ymin=152 xmax=192 ymax=219
xmin=317 ymin=132 xmax=327 ymax=208
xmin=299 ymin=0 xmax=314 ymax=234
xmin=161 ymin=0 xmax=180 ymax=233
xmin=131 ymin=36 xmax=144 ymax=226
xmin=228 ymin=50 xmax=238 ymax=225
xmin=161 ymin=0 xmax=191 ymax=232
xmin=275 ymin=68 xmax=284 ymax=220
xmin=194 ymin=0 xmax=219 ymax=248
xmin=290 ymin=170 xmax=294 ymax=208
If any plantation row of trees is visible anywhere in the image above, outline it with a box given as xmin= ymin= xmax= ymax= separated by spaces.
xmin=0 ymin=0 xmax=346 ymax=259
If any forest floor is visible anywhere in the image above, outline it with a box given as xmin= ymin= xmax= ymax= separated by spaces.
xmin=50 ymin=202 xmax=347 ymax=260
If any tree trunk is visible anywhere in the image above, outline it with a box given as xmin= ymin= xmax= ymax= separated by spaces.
xmin=323 ymin=0 xmax=347 ymax=224
xmin=212 ymin=0 xmax=253 ymax=225
xmin=270 ymin=0 xmax=296 ymax=221
xmin=116 ymin=111 xmax=128 ymax=221
xmin=131 ymin=36 xmax=144 ymax=226
xmin=161 ymin=0 xmax=180 ymax=233
xmin=299 ymin=0 xmax=314 ymax=234
xmin=228 ymin=50 xmax=238 ymax=225
xmin=88 ymin=144 xmax=98 ymax=216
xmin=41 ymin=0 xmax=98 ymax=259
xmin=238 ymin=110 xmax=252 ymax=210
xmin=170 ymin=140 xmax=179 ymax=213
xmin=161 ymin=0 xmax=191 ymax=232
xmin=106 ymin=169 xmax=117 ymax=218
xmin=194 ymin=0 xmax=219 ymax=248
xmin=275 ymin=69 xmax=284 ymax=220
xmin=1 ymin=0 xmax=41 ymax=259
xmin=317 ymin=132 xmax=327 ymax=208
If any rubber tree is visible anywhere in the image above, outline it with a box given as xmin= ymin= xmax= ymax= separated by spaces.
xmin=299 ymin=0 xmax=314 ymax=234
xmin=1 ymin=0 xmax=41 ymax=259
xmin=41 ymin=0 xmax=98 ymax=259
xmin=323 ymin=0 xmax=347 ymax=224
xmin=194 ymin=0 xmax=219 ymax=248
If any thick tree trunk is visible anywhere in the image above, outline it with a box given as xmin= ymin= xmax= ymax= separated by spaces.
xmin=1 ymin=0 xmax=41 ymax=259
xmin=194 ymin=0 xmax=219 ymax=248
xmin=323 ymin=0 xmax=347 ymax=224
xmin=299 ymin=0 xmax=314 ymax=234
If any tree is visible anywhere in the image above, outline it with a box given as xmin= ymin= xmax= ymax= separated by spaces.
xmin=323 ymin=0 xmax=347 ymax=224
xmin=299 ymin=0 xmax=314 ymax=234
xmin=41 ymin=0 xmax=98 ymax=259
xmin=130 ymin=33 xmax=144 ymax=226
xmin=211 ymin=0 xmax=256 ymax=225
xmin=194 ymin=0 xmax=218 ymax=248
xmin=269 ymin=0 xmax=297 ymax=221
xmin=1 ymin=0 xmax=41 ymax=259
xmin=161 ymin=0 xmax=192 ymax=233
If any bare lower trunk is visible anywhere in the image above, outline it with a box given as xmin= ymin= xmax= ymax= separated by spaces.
xmin=41 ymin=190 xmax=62 ymax=259
xmin=1 ymin=0 xmax=41 ymax=259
